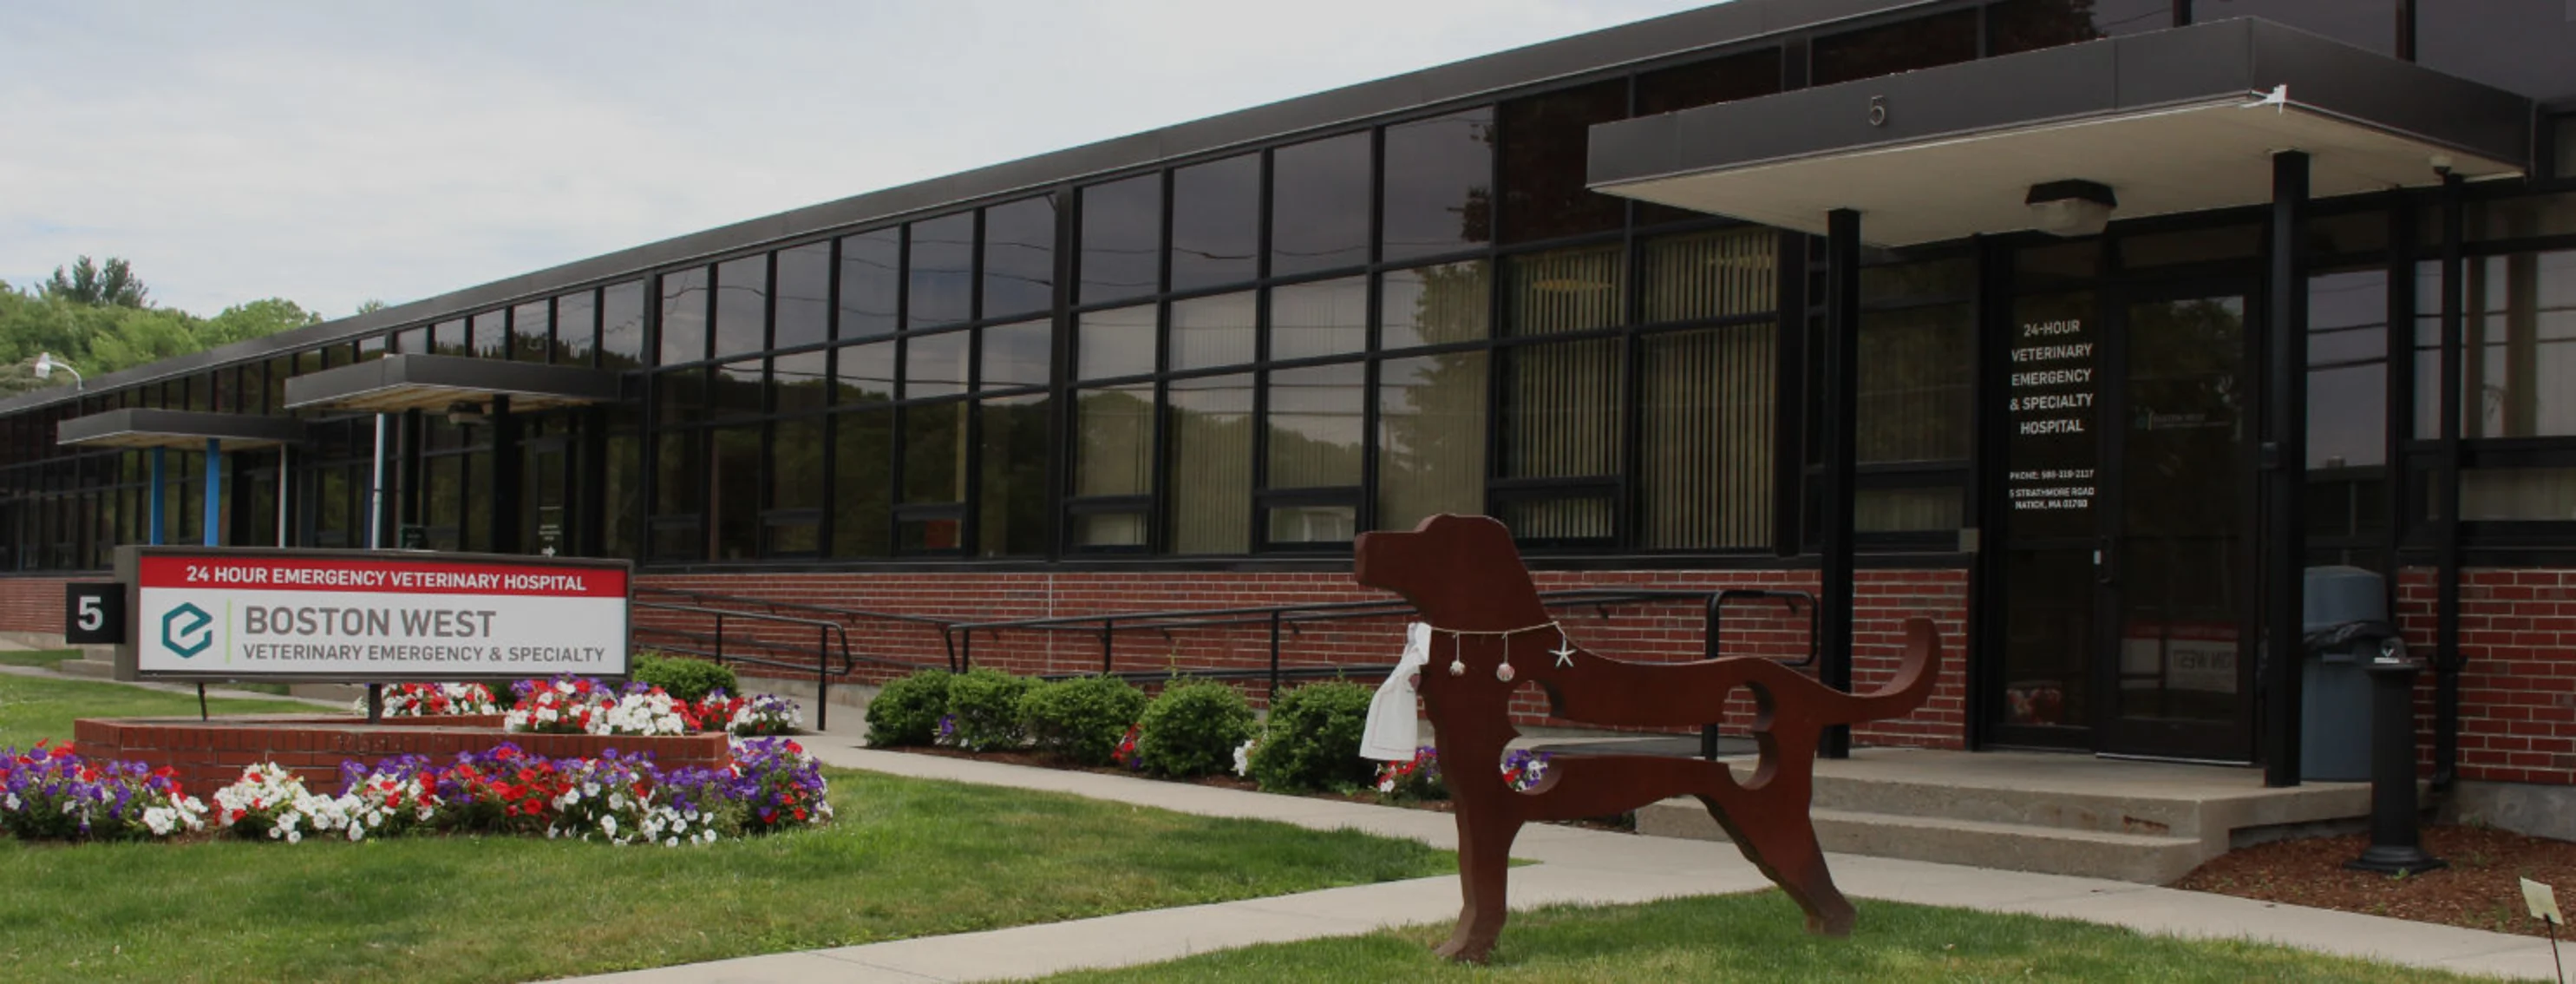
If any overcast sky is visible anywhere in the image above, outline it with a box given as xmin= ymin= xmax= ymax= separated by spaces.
xmin=3 ymin=1 xmax=1712 ymax=320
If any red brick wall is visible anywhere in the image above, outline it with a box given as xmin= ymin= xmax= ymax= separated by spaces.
xmin=0 ymin=576 xmax=71 ymax=635
xmin=2396 ymin=567 xmax=2576 ymax=787
xmin=637 ymin=566 xmax=1972 ymax=750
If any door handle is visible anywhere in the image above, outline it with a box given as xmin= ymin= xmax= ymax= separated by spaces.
xmin=2095 ymin=538 xmax=2114 ymax=585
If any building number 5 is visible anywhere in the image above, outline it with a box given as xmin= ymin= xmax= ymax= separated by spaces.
xmin=75 ymin=595 xmax=104 ymax=633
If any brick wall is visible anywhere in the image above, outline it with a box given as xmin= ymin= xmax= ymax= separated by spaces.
xmin=637 ymin=566 xmax=1972 ymax=750
xmin=2396 ymin=567 xmax=2576 ymax=787
xmin=71 ymin=715 xmax=730 ymax=799
xmin=0 ymin=576 xmax=72 ymax=636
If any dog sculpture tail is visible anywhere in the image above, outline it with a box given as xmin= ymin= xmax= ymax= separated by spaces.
xmin=1801 ymin=617 xmax=1942 ymax=725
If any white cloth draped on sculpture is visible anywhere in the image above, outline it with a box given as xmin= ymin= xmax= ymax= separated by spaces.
xmin=1360 ymin=621 xmax=1432 ymax=761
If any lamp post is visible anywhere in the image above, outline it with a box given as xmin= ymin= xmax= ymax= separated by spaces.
xmin=30 ymin=352 xmax=83 ymax=390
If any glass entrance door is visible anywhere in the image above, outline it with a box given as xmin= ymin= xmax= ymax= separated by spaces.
xmin=2097 ymin=288 xmax=2257 ymax=760
xmin=524 ymin=437 xmax=574 ymax=557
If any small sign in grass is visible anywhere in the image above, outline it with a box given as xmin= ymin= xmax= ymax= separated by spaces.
xmin=1039 ymin=893 xmax=2496 ymax=983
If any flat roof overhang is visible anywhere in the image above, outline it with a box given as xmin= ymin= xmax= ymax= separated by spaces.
xmin=1587 ymin=18 xmax=2534 ymax=248
xmin=56 ymin=409 xmax=305 ymax=451
xmin=283 ymin=353 xmax=622 ymax=413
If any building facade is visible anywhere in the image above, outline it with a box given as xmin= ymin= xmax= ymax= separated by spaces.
xmin=3 ymin=1 xmax=2573 ymax=816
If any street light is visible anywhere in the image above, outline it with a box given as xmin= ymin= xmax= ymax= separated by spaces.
xmin=30 ymin=351 xmax=82 ymax=390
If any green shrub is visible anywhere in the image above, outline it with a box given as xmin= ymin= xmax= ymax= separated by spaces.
xmin=945 ymin=668 xmax=1036 ymax=751
xmin=630 ymin=653 xmax=737 ymax=704
xmin=1017 ymin=675 xmax=1149 ymax=765
xmin=1134 ymin=681 xmax=1256 ymax=778
xmin=863 ymin=669 xmax=951 ymax=747
xmin=1246 ymin=680 xmax=1376 ymax=792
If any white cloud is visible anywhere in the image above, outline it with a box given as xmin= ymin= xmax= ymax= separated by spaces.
xmin=3 ymin=0 xmax=1712 ymax=319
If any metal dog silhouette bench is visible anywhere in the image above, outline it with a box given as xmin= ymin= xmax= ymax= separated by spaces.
xmin=1352 ymin=514 xmax=1943 ymax=963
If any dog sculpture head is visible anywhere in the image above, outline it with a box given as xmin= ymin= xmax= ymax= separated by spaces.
xmin=1354 ymin=515 xmax=1553 ymax=633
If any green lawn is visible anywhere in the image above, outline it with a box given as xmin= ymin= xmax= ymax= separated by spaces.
xmin=0 ymin=648 xmax=80 ymax=668
xmin=0 ymin=672 xmax=323 ymax=749
xmin=1040 ymin=893 xmax=2489 ymax=983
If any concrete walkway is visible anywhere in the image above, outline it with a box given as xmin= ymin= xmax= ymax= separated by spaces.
xmin=562 ymin=732 xmax=2564 ymax=983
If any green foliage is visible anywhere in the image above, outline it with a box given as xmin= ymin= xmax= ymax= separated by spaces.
xmin=1246 ymin=681 xmax=1376 ymax=793
xmin=944 ymin=667 xmax=1036 ymax=751
xmin=42 ymin=256 xmax=148 ymax=307
xmin=630 ymin=652 xmax=737 ymax=704
xmin=863 ymin=669 xmax=951 ymax=748
xmin=1017 ymin=675 xmax=1148 ymax=766
xmin=199 ymin=297 xmax=324 ymax=347
xmin=1134 ymin=681 xmax=1256 ymax=778
xmin=0 ymin=265 xmax=325 ymax=397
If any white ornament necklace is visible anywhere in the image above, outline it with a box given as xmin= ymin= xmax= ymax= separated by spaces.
xmin=1430 ymin=620 xmax=1572 ymax=683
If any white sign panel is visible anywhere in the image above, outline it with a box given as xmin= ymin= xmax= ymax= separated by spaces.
xmin=134 ymin=550 xmax=630 ymax=679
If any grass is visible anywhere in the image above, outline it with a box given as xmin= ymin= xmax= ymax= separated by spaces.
xmin=0 ymin=648 xmax=81 ymax=668
xmin=1039 ymin=893 xmax=2491 ymax=983
xmin=0 ymin=771 xmax=1451 ymax=984
xmin=0 ymin=671 xmax=1455 ymax=983
xmin=0 ymin=672 xmax=322 ymax=749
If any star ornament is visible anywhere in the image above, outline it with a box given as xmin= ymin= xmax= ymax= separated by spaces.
xmin=1550 ymin=630 xmax=1579 ymax=668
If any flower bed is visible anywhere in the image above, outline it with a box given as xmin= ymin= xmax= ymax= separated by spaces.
xmin=3 ymin=738 xmax=828 ymax=847
xmin=71 ymin=716 xmax=729 ymax=797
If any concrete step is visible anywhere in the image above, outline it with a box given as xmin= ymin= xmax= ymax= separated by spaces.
xmin=1640 ymin=801 xmax=2209 ymax=884
xmin=56 ymin=658 xmax=116 ymax=679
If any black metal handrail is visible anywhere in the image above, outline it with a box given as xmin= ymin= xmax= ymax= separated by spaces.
xmin=631 ymin=600 xmax=867 ymax=729
xmin=635 ymin=585 xmax=967 ymax=672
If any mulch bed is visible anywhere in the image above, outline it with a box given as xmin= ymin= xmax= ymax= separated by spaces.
xmin=2174 ymin=824 xmax=2576 ymax=938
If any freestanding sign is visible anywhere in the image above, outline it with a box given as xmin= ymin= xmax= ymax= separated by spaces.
xmin=113 ymin=547 xmax=631 ymax=682
xmin=64 ymin=581 xmax=127 ymax=646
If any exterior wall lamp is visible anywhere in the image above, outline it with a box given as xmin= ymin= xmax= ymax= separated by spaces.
xmin=31 ymin=351 xmax=83 ymax=390
xmin=2027 ymin=180 xmax=2118 ymax=238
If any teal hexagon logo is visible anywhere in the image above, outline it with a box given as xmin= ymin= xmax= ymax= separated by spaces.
xmin=160 ymin=603 xmax=212 ymax=659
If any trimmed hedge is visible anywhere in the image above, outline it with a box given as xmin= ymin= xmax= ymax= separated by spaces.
xmin=631 ymin=653 xmax=738 ymax=704
xmin=1246 ymin=680 xmax=1376 ymax=792
xmin=864 ymin=670 xmax=951 ymax=747
xmin=1134 ymin=681 xmax=1257 ymax=778
xmin=945 ymin=668 xmax=1036 ymax=751
xmin=1018 ymin=676 xmax=1149 ymax=766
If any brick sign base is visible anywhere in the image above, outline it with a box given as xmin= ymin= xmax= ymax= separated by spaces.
xmin=71 ymin=716 xmax=732 ymax=798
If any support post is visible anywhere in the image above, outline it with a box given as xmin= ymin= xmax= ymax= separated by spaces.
xmin=1819 ymin=207 xmax=1861 ymax=759
xmin=202 ymin=438 xmax=222 ymax=547
xmin=275 ymin=445 xmax=291 ymax=548
xmin=369 ymin=413 xmax=388 ymax=550
xmin=2263 ymin=150 xmax=2311 ymax=788
xmin=147 ymin=446 xmax=166 ymax=547
xmin=2433 ymin=171 xmax=2467 ymax=792
xmin=490 ymin=396 xmax=520 ymax=554
xmin=2345 ymin=659 xmax=2444 ymax=875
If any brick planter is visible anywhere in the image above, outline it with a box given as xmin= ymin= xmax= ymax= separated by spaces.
xmin=71 ymin=716 xmax=732 ymax=797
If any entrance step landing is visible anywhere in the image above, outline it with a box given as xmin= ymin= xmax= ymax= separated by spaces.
xmin=1633 ymin=747 xmax=2370 ymax=884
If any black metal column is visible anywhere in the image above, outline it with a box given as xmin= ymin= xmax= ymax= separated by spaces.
xmin=2262 ymin=151 xmax=2310 ymax=788
xmin=489 ymin=395 xmax=521 ymax=554
xmin=2433 ymin=170 xmax=2467 ymax=791
xmin=1819 ymin=208 xmax=1861 ymax=759
xmin=2346 ymin=659 xmax=2445 ymax=875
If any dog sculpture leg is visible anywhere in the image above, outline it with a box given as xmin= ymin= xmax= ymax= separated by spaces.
xmin=1435 ymin=810 xmax=1520 ymax=962
xmin=1712 ymin=792 xmax=1856 ymax=936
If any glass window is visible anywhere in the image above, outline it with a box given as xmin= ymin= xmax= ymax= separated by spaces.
xmin=1167 ymin=374 xmax=1252 ymax=554
xmin=714 ymin=254 xmax=768 ymax=358
xmin=511 ymin=300 xmax=552 ymax=362
xmin=908 ymin=213 xmax=975 ymax=329
xmin=1636 ymin=48 xmax=1782 ymax=116
xmin=2557 ymin=116 xmax=2574 ymax=180
xmin=1079 ymin=305 xmax=1157 ymax=381
xmin=769 ymin=417 xmax=827 ymax=554
xmin=1987 ymin=0 xmax=2174 ymax=56
xmin=838 ymin=229 xmax=900 ymax=340
xmin=1639 ymin=325 xmax=1774 ymax=548
xmin=905 ymin=330 xmax=971 ymax=400
xmin=1381 ymin=260 xmax=1491 ymax=349
xmin=395 ymin=325 xmax=428 ymax=356
xmin=1265 ymin=363 xmax=1363 ymax=489
xmin=1506 ymin=243 xmax=1625 ymax=336
xmin=831 ymin=409 xmax=893 ymax=556
xmin=711 ymin=359 xmax=764 ymax=419
xmin=1171 ymin=153 xmax=1260 ymax=292
xmin=1500 ymin=339 xmax=1621 ymax=479
xmin=2307 ymin=270 xmax=2389 ymax=546
xmin=1811 ymin=9 xmax=1978 ymax=86
xmin=835 ymin=340 xmax=898 ymax=403
xmin=2460 ymin=249 xmax=2576 ymax=439
xmin=656 ymin=369 xmax=706 ymax=424
xmin=1170 ymin=291 xmax=1256 ymax=371
xmin=1859 ymin=304 xmax=1973 ymax=464
xmin=775 ymin=243 xmax=831 ymax=351
xmin=983 ymin=195 xmax=1057 ymax=319
xmin=1499 ymin=80 xmax=1625 ymax=244
xmin=471 ymin=310 xmax=510 ymax=359
xmin=601 ymin=281 xmax=647 ymax=370
xmin=2195 ymin=0 xmax=2397 ymax=56
xmin=707 ymin=427 xmax=760 ymax=561
xmin=902 ymin=400 xmax=971 ymax=504
xmin=1270 ymin=277 xmax=1366 ymax=360
xmin=774 ymin=349 xmax=829 ymax=415
xmin=1079 ymin=174 xmax=1162 ymax=305
xmin=1076 ymin=385 xmax=1155 ymax=498
xmin=1377 ymin=352 xmax=1488 ymax=530
xmin=980 ymin=318 xmax=1051 ymax=390
xmin=555 ymin=289 xmax=597 ymax=365
xmin=659 ymin=267 xmax=709 ymax=365
xmin=433 ymin=318 xmax=467 ymax=356
xmin=1382 ymin=108 xmax=1494 ymax=262
xmin=1270 ymin=132 xmax=1371 ymax=277
xmin=1642 ymin=227 xmax=1776 ymax=324
xmin=978 ymin=393 xmax=1049 ymax=556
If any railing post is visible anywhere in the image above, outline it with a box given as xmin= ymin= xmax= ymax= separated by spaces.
xmin=1101 ymin=619 xmax=1115 ymax=676
xmin=1268 ymin=610 xmax=1283 ymax=705
xmin=714 ymin=613 xmax=726 ymax=666
xmin=815 ymin=624 xmax=831 ymax=731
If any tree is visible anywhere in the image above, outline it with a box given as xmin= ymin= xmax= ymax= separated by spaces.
xmin=354 ymin=298 xmax=387 ymax=316
xmin=201 ymin=298 xmax=323 ymax=347
xmin=42 ymin=256 xmax=150 ymax=308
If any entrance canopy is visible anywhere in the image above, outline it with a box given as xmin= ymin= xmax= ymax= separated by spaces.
xmin=55 ymin=409 xmax=304 ymax=451
xmin=1586 ymin=18 xmax=2532 ymax=247
xmin=282 ymin=353 xmax=621 ymax=414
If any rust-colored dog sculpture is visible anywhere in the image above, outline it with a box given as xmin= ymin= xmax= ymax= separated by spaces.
xmin=1352 ymin=515 xmax=1943 ymax=962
